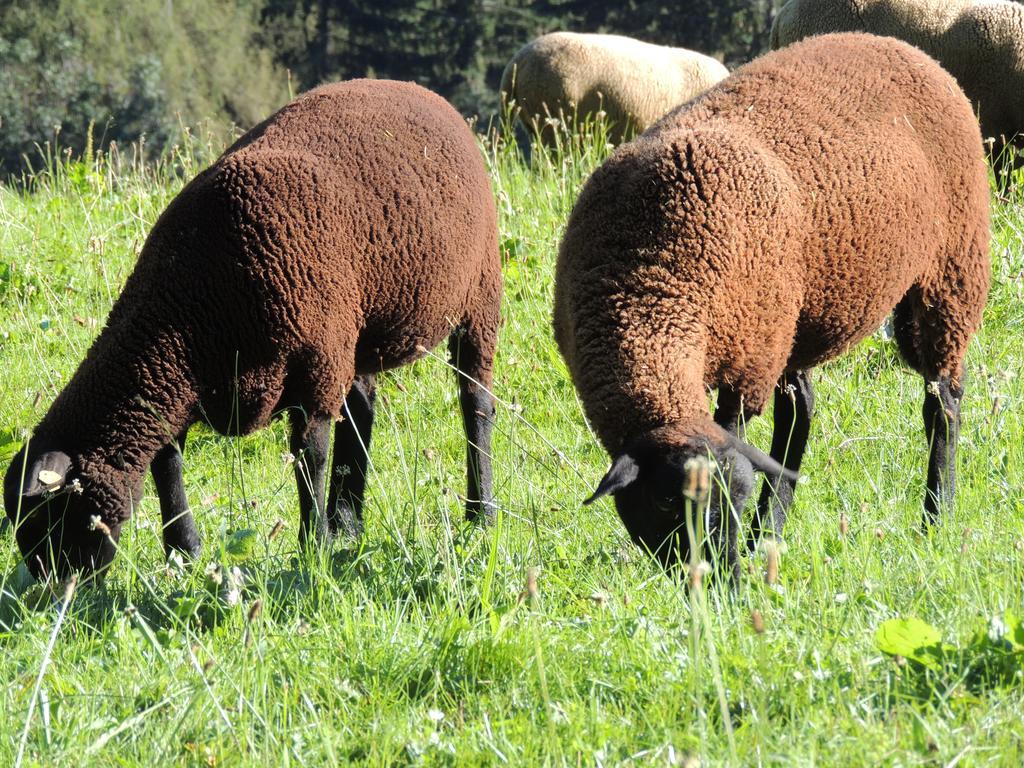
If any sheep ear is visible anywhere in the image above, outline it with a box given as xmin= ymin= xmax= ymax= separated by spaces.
xmin=723 ymin=435 xmax=798 ymax=483
xmin=584 ymin=453 xmax=640 ymax=505
xmin=20 ymin=451 xmax=72 ymax=497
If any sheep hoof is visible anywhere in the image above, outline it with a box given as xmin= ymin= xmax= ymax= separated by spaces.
xmin=166 ymin=539 xmax=202 ymax=563
xmin=330 ymin=504 xmax=364 ymax=542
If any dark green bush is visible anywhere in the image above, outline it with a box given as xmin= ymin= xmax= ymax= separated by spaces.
xmin=0 ymin=0 xmax=288 ymax=175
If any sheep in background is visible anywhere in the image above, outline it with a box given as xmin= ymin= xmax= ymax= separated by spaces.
xmin=501 ymin=32 xmax=728 ymax=147
xmin=4 ymin=79 xmax=502 ymax=580
xmin=772 ymin=0 xmax=1024 ymax=165
xmin=554 ymin=34 xmax=990 ymax=580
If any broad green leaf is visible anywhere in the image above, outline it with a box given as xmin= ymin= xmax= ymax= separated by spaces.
xmin=875 ymin=617 xmax=944 ymax=669
xmin=1005 ymin=609 xmax=1024 ymax=651
xmin=222 ymin=528 xmax=259 ymax=563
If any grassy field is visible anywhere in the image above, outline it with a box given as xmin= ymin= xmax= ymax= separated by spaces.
xmin=1 ymin=129 xmax=1023 ymax=767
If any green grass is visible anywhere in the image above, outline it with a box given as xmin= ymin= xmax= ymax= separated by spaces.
xmin=1 ymin=127 xmax=1023 ymax=767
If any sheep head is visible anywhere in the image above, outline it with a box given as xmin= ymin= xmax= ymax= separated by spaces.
xmin=584 ymin=421 xmax=796 ymax=573
xmin=3 ymin=445 xmax=122 ymax=581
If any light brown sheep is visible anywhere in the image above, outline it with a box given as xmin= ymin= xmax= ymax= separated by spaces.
xmin=554 ymin=33 xmax=991 ymax=580
xmin=501 ymin=32 xmax=728 ymax=146
xmin=772 ymin=0 xmax=1024 ymax=161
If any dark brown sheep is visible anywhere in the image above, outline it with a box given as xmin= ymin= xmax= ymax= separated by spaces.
xmin=553 ymin=34 xmax=991 ymax=580
xmin=4 ymin=80 xmax=502 ymax=580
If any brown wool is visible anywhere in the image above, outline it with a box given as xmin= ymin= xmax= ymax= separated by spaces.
xmin=5 ymin=80 xmax=501 ymax=568
xmin=554 ymin=34 xmax=990 ymax=458
xmin=772 ymin=0 xmax=1024 ymax=158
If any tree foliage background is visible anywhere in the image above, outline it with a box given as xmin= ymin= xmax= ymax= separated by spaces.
xmin=0 ymin=0 xmax=781 ymax=174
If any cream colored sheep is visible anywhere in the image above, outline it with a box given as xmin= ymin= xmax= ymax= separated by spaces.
xmin=501 ymin=32 xmax=728 ymax=145
xmin=772 ymin=0 xmax=1024 ymax=159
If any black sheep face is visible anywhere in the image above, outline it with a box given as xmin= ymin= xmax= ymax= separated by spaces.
xmin=585 ymin=427 xmax=792 ymax=573
xmin=4 ymin=447 xmax=120 ymax=581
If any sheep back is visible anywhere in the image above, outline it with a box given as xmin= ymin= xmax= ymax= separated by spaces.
xmin=772 ymin=0 xmax=1024 ymax=148
xmin=501 ymin=32 xmax=728 ymax=144
xmin=39 ymin=79 xmax=501 ymax=454
xmin=554 ymin=33 xmax=990 ymax=453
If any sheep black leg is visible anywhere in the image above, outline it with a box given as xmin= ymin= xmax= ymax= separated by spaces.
xmin=750 ymin=370 xmax=814 ymax=550
xmin=713 ymin=388 xmax=745 ymax=438
xmin=290 ymin=411 xmax=332 ymax=548
xmin=923 ymin=376 xmax=961 ymax=525
xmin=151 ymin=431 xmax=202 ymax=559
xmin=450 ymin=328 xmax=497 ymax=524
xmin=326 ymin=374 xmax=376 ymax=539
xmin=991 ymin=136 xmax=1022 ymax=196
xmin=711 ymin=388 xmax=747 ymax=582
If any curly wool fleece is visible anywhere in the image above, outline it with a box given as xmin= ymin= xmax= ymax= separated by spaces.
xmin=772 ymin=0 xmax=1024 ymax=152
xmin=5 ymin=79 xmax=502 ymax=575
xmin=554 ymin=34 xmax=990 ymax=574
xmin=501 ymin=32 xmax=728 ymax=145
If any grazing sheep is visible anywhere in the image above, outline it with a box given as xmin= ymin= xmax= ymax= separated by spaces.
xmin=553 ymin=33 xmax=990 ymax=579
xmin=501 ymin=32 xmax=728 ymax=146
xmin=771 ymin=0 xmax=1024 ymax=163
xmin=4 ymin=79 xmax=502 ymax=580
